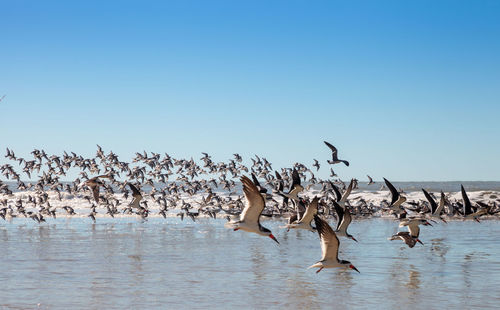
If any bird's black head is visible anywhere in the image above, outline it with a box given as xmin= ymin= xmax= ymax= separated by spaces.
xmin=259 ymin=225 xmax=279 ymax=244
xmin=340 ymin=260 xmax=360 ymax=273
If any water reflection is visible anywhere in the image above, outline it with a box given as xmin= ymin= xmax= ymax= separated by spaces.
xmin=405 ymin=268 xmax=421 ymax=289
xmin=0 ymin=219 xmax=499 ymax=309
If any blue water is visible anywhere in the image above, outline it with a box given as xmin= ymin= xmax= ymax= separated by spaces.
xmin=0 ymin=218 xmax=499 ymax=309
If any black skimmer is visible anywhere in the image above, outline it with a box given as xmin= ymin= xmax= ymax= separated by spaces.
xmin=225 ymin=176 xmax=279 ymax=244
xmin=308 ymin=215 xmax=359 ymax=273
xmin=390 ymin=218 xmax=432 ymax=247
xmin=367 ymin=175 xmax=374 ymax=185
xmin=82 ymin=175 xmax=111 ymax=203
xmin=323 ymin=141 xmax=349 ymax=166
xmin=282 ymin=197 xmax=318 ymax=232
xmin=128 ymin=183 xmax=143 ymax=209
xmin=388 ymin=232 xmax=418 ymax=248
xmin=332 ymin=200 xmax=357 ymax=242
xmin=384 ymin=178 xmax=406 ymax=214
xmin=422 ymin=189 xmax=447 ymax=223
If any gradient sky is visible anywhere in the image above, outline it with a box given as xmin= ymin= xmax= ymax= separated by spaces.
xmin=1 ymin=0 xmax=499 ymax=181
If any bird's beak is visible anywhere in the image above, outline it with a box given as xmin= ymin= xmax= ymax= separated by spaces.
xmin=349 ymin=264 xmax=360 ymax=273
xmin=416 ymin=238 xmax=424 ymax=245
xmin=269 ymin=234 xmax=280 ymax=244
xmin=441 ymin=217 xmax=447 ymax=224
xmin=424 ymin=221 xmax=433 ymax=226
xmin=351 ymin=236 xmax=358 ymax=242
xmin=475 ymin=218 xmax=481 ymax=223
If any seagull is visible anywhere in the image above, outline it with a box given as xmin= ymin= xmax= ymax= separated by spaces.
xmin=308 ymin=215 xmax=359 ymax=273
xmin=332 ymin=200 xmax=357 ymax=242
xmin=384 ymin=178 xmax=406 ymax=214
xmin=422 ymin=189 xmax=447 ymax=223
xmin=82 ymin=175 xmax=111 ymax=203
xmin=367 ymin=175 xmax=374 ymax=185
xmin=282 ymin=197 xmax=318 ymax=232
xmin=128 ymin=183 xmax=143 ymax=209
xmin=225 ymin=176 xmax=279 ymax=244
xmin=323 ymin=141 xmax=349 ymax=166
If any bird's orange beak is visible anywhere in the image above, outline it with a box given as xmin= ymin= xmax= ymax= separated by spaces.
xmin=416 ymin=238 xmax=424 ymax=245
xmin=351 ymin=236 xmax=358 ymax=242
xmin=269 ymin=234 xmax=279 ymax=244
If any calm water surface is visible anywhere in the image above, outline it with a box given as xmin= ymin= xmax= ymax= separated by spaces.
xmin=1 ymin=218 xmax=500 ymax=309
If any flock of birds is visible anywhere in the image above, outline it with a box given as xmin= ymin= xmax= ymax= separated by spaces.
xmin=1 ymin=142 xmax=500 ymax=273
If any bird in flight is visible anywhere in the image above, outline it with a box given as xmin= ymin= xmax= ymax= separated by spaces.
xmin=308 ymin=215 xmax=359 ymax=273
xmin=323 ymin=141 xmax=349 ymax=166
xmin=225 ymin=176 xmax=279 ymax=244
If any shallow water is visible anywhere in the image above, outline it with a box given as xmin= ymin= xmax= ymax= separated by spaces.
xmin=1 ymin=218 xmax=500 ymax=309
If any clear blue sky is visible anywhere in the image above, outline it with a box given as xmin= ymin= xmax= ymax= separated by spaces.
xmin=1 ymin=0 xmax=499 ymax=181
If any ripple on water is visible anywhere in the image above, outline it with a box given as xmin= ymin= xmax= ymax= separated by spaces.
xmin=1 ymin=218 xmax=500 ymax=309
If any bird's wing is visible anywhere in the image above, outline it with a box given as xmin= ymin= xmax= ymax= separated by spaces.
xmin=291 ymin=169 xmax=301 ymax=188
xmin=239 ymin=176 xmax=265 ymax=223
xmin=90 ymin=185 xmax=100 ymax=202
xmin=323 ymin=141 xmax=338 ymax=158
xmin=95 ymin=174 xmax=112 ymax=179
xmin=340 ymin=179 xmax=354 ymax=203
xmin=397 ymin=232 xmax=416 ymax=248
xmin=435 ymin=191 xmax=446 ymax=215
xmin=128 ymin=183 xmax=142 ymax=197
xmin=298 ymin=197 xmax=318 ymax=224
xmin=251 ymin=173 xmax=261 ymax=188
xmin=314 ymin=215 xmax=339 ymax=261
xmin=130 ymin=196 xmax=141 ymax=208
xmin=338 ymin=206 xmax=353 ymax=233
xmin=422 ymin=189 xmax=437 ymax=214
xmin=275 ymin=171 xmax=284 ymax=191
xmin=407 ymin=223 xmax=420 ymax=238
xmin=384 ymin=178 xmax=399 ymax=205
xmin=332 ymin=200 xmax=344 ymax=231
xmin=461 ymin=185 xmax=473 ymax=215
xmin=329 ymin=181 xmax=342 ymax=202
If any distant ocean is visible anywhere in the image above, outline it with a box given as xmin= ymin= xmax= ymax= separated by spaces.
xmin=5 ymin=181 xmax=500 ymax=193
